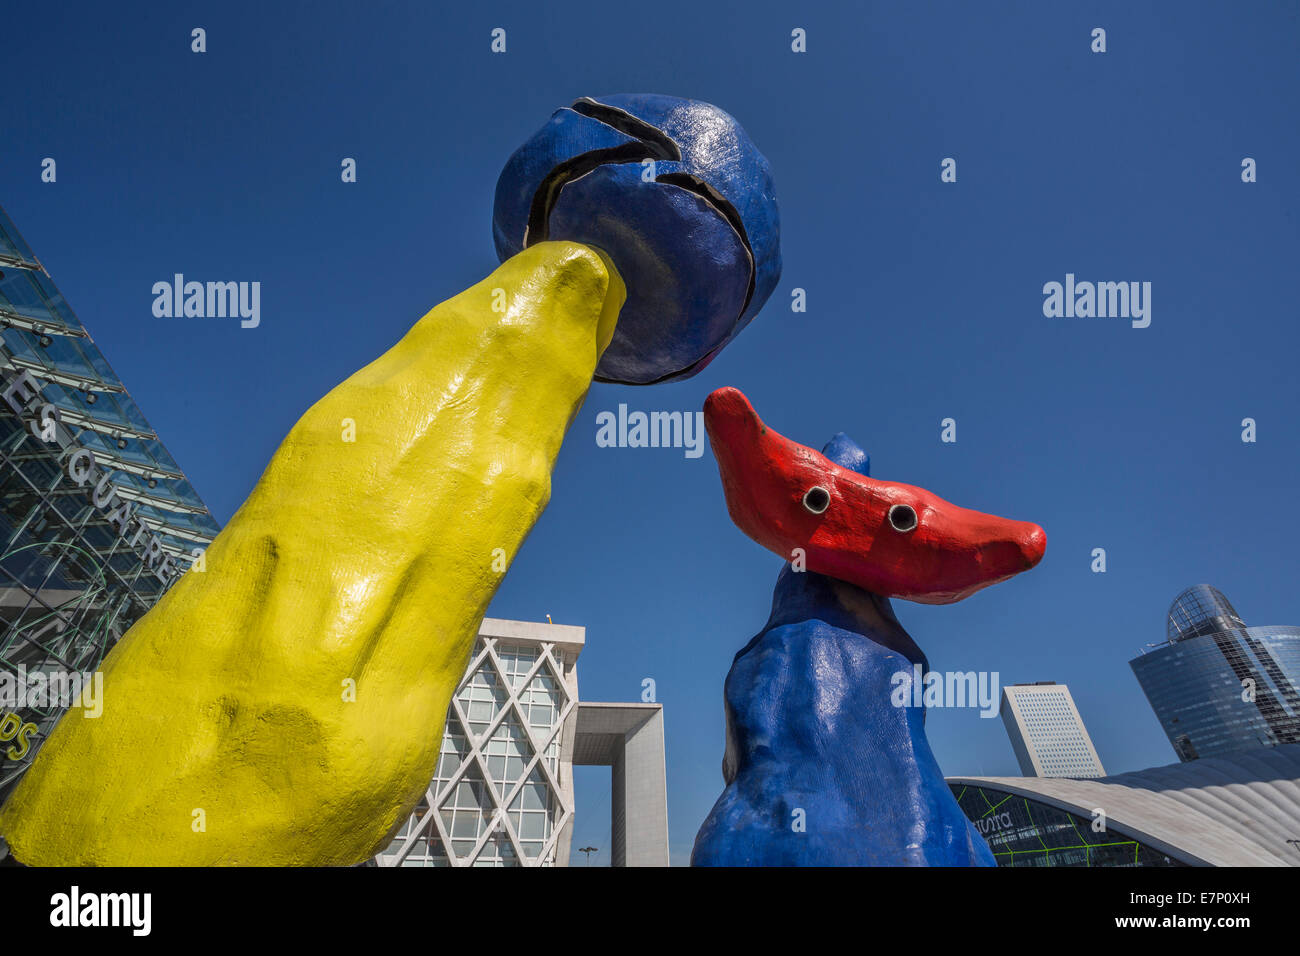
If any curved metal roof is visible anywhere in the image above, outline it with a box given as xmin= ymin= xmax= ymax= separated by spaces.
xmin=949 ymin=744 xmax=1300 ymax=866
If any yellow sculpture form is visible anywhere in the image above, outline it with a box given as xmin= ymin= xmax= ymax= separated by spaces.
xmin=0 ymin=241 xmax=624 ymax=865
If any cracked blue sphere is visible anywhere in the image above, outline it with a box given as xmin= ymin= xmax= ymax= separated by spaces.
xmin=493 ymin=94 xmax=782 ymax=385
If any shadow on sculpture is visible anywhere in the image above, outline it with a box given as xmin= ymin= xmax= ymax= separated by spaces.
xmin=691 ymin=387 xmax=1046 ymax=866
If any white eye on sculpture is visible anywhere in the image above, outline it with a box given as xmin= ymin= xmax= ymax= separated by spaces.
xmin=802 ymin=486 xmax=830 ymax=514
xmin=888 ymin=503 xmax=918 ymax=533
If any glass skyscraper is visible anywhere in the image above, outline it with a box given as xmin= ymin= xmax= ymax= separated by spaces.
xmin=0 ymin=204 xmax=219 ymax=804
xmin=1131 ymin=585 xmax=1300 ymax=762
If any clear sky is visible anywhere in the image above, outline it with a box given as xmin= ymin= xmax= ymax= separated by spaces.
xmin=3 ymin=1 xmax=1297 ymax=866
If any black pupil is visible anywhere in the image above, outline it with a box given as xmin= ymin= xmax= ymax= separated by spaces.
xmin=804 ymin=487 xmax=829 ymax=513
xmin=891 ymin=505 xmax=916 ymax=530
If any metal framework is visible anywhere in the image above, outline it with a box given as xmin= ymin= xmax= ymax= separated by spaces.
xmin=0 ymin=202 xmax=221 ymax=806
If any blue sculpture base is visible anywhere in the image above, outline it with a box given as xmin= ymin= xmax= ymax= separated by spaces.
xmin=691 ymin=565 xmax=996 ymax=867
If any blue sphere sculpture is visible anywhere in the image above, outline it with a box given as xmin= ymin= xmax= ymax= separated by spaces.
xmin=493 ymin=94 xmax=782 ymax=385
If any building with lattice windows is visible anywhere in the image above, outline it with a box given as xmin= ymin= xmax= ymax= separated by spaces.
xmin=375 ymin=617 xmax=668 ymax=867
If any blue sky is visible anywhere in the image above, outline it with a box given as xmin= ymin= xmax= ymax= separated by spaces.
xmin=3 ymin=1 xmax=1297 ymax=865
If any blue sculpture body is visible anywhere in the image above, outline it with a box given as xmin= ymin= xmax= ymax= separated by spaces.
xmin=691 ymin=433 xmax=999 ymax=866
xmin=493 ymin=94 xmax=781 ymax=385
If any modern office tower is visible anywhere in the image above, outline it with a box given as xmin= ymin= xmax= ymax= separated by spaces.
xmin=1131 ymin=584 xmax=1300 ymax=762
xmin=376 ymin=617 xmax=669 ymax=867
xmin=999 ymin=682 xmax=1106 ymax=778
xmin=0 ymin=204 xmax=220 ymax=804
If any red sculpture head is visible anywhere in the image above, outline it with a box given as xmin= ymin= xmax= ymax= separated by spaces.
xmin=703 ymin=387 xmax=1046 ymax=604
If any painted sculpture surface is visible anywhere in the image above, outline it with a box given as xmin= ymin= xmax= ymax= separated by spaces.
xmin=0 ymin=243 xmax=625 ymax=865
xmin=692 ymin=387 xmax=1046 ymax=866
xmin=494 ymin=94 xmax=781 ymax=385
xmin=0 ymin=96 xmax=779 ymax=866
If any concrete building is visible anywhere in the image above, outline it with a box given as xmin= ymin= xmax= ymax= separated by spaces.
xmin=376 ymin=617 xmax=668 ymax=867
xmin=950 ymin=743 xmax=1300 ymax=866
xmin=1000 ymin=682 xmax=1105 ymax=778
xmin=572 ymin=701 xmax=669 ymax=867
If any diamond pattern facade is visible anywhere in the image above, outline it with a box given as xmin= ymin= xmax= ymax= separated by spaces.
xmin=377 ymin=620 xmax=582 ymax=867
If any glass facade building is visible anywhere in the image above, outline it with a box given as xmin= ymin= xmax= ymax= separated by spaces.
xmin=1131 ymin=585 xmax=1300 ymax=761
xmin=0 ymin=204 xmax=219 ymax=804
xmin=950 ymin=743 xmax=1300 ymax=866
xmin=949 ymin=782 xmax=1186 ymax=867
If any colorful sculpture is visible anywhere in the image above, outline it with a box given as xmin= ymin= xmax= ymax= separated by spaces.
xmin=0 ymin=96 xmax=781 ymax=866
xmin=0 ymin=242 xmax=623 ymax=865
xmin=494 ymin=95 xmax=781 ymax=384
xmin=692 ymin=387 xmax=1046 ymax=866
